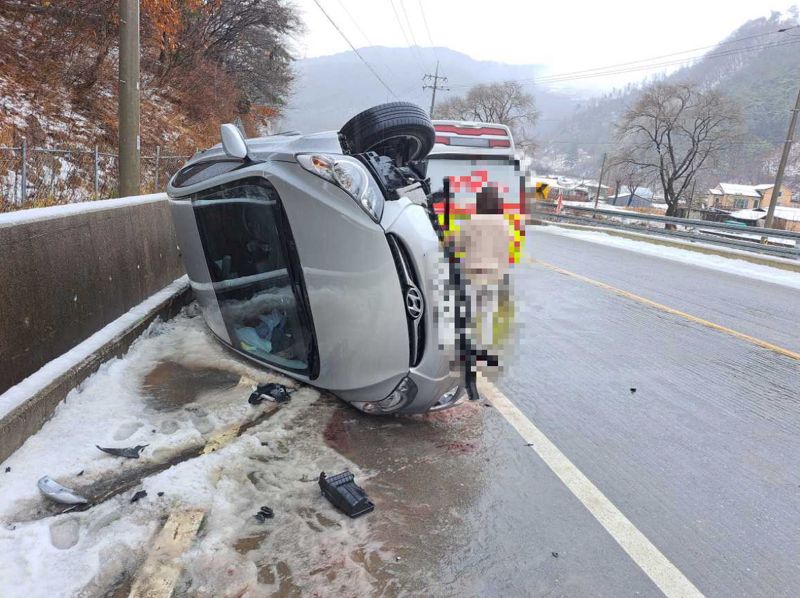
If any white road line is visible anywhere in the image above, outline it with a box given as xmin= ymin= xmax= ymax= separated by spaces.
xmin=479 ymin=376 xmax=704 ymax=598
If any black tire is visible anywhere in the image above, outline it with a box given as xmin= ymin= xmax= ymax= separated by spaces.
xmin=339 ymin=102 xmax=435 ymax=164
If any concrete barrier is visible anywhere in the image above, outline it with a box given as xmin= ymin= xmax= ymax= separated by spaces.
xmin=0 ymin=194 xmax=186 ymax=394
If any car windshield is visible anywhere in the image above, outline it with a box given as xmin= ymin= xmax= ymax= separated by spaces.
xmin=192 ymin=179 xmax=315 ymax=374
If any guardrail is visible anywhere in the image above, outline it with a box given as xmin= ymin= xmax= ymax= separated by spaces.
xmin=531 ymin=202 xmax=800 ymax=260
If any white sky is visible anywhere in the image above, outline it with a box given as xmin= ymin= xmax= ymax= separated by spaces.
xmin=293 ymin=0 xmax=798 ymax=88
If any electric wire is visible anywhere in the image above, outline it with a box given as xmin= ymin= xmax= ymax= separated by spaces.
xmin=531 ymin=25 xmax=798 ymax=82
xmin=387 ymin=0 xmax=426 ymax=76
xmin=448 ymin=26 xmax=800 ymax=88
xmin=417 ymin=0 xmax=439 ymax=62
xmin=398 ymin=0 xmax=429 ymax=69
xmin=312 ymin=0 xmax=398 ymax=98
xmin=334 ymin=0 xmax=404 ymax=83
xmin=533 ymin=38 xmax=800 ymax=85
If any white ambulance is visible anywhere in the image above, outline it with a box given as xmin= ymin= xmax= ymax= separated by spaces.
xmin=425 ymin=120 xmax=525 ymax=218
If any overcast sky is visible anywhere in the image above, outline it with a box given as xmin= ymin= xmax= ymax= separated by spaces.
xmin=293 ymin=0 xmax=798 ymax=88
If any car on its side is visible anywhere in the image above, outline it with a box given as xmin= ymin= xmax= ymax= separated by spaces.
xmin=167 ymin=102 xmax=465 ymax=414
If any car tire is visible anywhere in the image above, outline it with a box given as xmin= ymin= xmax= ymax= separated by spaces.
xmin=340 ymin=102 xmax=435 ymax=164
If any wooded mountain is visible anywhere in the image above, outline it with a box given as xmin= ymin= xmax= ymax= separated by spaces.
xmin=280 ymin=46 xmax=581 ymax=133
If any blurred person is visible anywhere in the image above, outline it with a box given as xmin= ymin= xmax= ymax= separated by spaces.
xmin=454 ymin=185 xmax=514 ymax=349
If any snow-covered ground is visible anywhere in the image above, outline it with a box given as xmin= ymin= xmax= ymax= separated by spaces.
xmin=538 ymin=225 xmax=800 ymax=291
xmin=0 ymin=311 xmax=379 ymax=598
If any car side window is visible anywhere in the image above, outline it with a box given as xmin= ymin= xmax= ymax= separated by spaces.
xmin=192 ymin=180 xmax=316 ymax=375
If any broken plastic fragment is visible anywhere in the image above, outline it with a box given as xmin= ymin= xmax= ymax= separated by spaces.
xmin=96 ymin=444 xmax=148 ymax=459
xmin=37 ymin=475 xmax=89 ymax=505
xmin=248 ymin=383 xmax=292 ymax=405
xmin=255 ymin=506 xmax=274 ymax=522
xmin=318 ymin=471 xmax=374 ymax=518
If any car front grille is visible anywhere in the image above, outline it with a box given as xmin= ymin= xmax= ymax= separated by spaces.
xmin=386 ymin=234 xmax=426 ymax=367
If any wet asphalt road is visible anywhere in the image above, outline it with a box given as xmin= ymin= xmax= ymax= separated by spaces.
xmin=10 ymin=226 xmax=798 ymax=597
xmin=495 ymin=227 xmax=800 ymax=597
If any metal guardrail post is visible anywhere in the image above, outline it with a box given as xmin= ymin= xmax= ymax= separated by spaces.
xmin=93 ymin=145 xmax=100 ymax=197
xmin=20 ymin=139 xmax=27 ymax=202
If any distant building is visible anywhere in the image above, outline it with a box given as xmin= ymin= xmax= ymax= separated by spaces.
xmin=606 ymin=192 xmax=656 ymax=208
xmin=615 ymin=186 xmax=655 ymax=199
xmin=707 ymin=183 xmax=794 ymax=210
xmin=527 ymin=175 xmax=608 ymax=202
xmin=726 ymin=206 xmax=800 ymax=231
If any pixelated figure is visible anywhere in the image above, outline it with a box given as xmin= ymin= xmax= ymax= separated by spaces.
xmin=426 ymin=157 xmax=526 ymax=401
xmin=455 ymin=186 xmax=512 ymax=347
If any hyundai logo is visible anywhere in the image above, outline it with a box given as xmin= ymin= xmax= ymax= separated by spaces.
xmin=405 ymin=287 xmax=424 ymax=320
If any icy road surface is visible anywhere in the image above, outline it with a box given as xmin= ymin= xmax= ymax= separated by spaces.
xmin=1 ymin=307 xmax=667 ymax=597
xmin=5 ymin=228 xmax=799 ymax=597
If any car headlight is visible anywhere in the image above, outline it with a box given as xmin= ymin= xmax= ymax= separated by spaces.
xmin=297 ymin=153 xmax=384 ymax=222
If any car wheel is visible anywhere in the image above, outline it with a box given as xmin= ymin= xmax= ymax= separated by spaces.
xmin=340 ymin=102 xmax=435 ymax=165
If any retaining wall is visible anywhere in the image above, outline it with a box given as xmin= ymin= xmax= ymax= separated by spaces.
xmin=0 ymin=194 xmax=186 ymax=394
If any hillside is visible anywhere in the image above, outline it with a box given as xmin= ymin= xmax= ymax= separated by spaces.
xmin=0 ymin=0 xmax=298 ymax=209
xmin=537 ymin=10 xmax=800 ymax=183
xmin=280 ymin=46 xmax=582 ymax=133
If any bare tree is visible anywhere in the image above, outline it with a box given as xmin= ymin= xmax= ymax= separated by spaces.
xmin=435 ymin=81 xmax=538 ymax=146
xmin=614 ymin=82 xmax=742 ymax=216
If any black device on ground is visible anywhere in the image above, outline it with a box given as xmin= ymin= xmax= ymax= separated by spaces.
xmin=248 ymin=382 xmax=291 ymax=405
xmin=318 ymin=471 xmax=374 ymax=518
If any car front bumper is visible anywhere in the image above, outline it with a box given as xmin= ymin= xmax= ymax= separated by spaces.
xmin=378 ymin=198 xmax=463 ymax=413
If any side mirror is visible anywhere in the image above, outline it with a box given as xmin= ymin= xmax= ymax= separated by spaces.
xmin=220 ymin=123 xmax=248 ymax=159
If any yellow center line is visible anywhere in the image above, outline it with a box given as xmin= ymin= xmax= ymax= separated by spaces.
xmin=531 ymin=258 xmax=800 ymax=362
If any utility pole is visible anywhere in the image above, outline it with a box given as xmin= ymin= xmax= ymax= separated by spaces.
xmin=119 ymin=0 xmax=140 ymax=197
xmin=764 ymin=85 xmax=800 ymax=232
xmin=592 ymin=152 xmax=608 ymax=216
xmin=422 ymin=61 xmax=449 ymax=117
xmin=686 ymin=179 xmax=697 ymax=218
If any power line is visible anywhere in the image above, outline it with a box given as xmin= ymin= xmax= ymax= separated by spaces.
xmin=334 ymin=0 xmax=404 ymax=84
xmin=398 ymin=0 xmax=428 ymax=69
xmin=533 ymin=38 xmax=800 ymax=85
xmin=451 ymin=37 xmax=800 ymax=88
xmin=533 ymin=25 xmax=798 ymax=83
xmin=312 ymin=0 xmax=397 ymax=99
xmin=417 ymin=0 xmax=439 ymax=62
xmin=387 ymin=0 xmax=425 ymax=76
xmin=448 ymin=26 xmax=800 ymax=88
xmin=334 ymin=0 xmax=373 ymax=46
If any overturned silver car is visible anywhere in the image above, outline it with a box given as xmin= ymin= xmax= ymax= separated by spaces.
xmin=167 ymin=102 xmax=466 ymax=414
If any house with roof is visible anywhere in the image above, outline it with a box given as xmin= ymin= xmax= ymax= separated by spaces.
xmin=707 ymin=183 xmax=794 ymax=211
xmin=606 ymin=191 xmax=656 ymax=208
xmin=727 ymin=206 xmax=800 ymax=231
